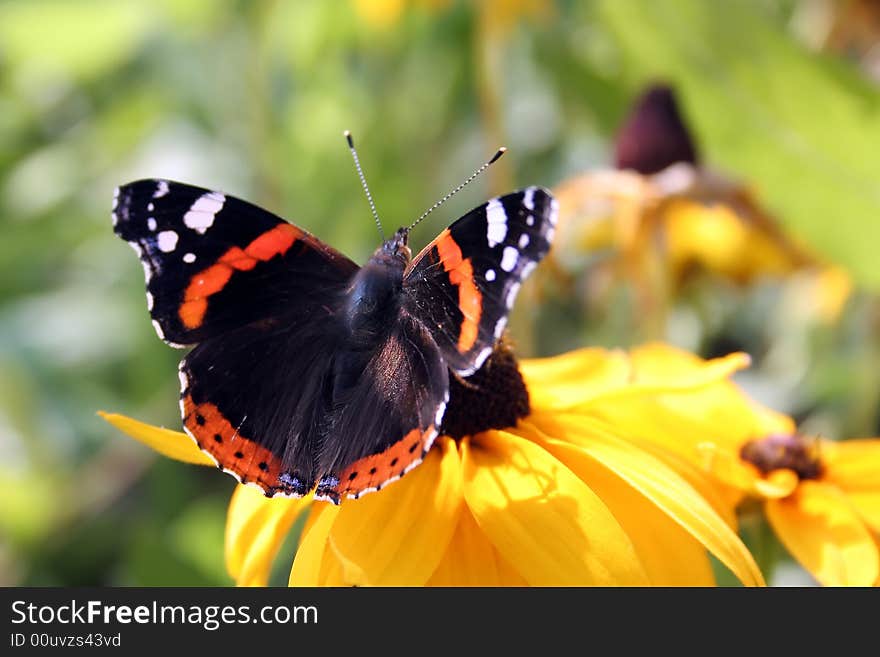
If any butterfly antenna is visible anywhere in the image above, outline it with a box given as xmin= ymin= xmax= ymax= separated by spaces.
xmin=344 ymin=130 xmax=384 ymax=240
xmin=407 ymin=146 xmax=507 ymax=232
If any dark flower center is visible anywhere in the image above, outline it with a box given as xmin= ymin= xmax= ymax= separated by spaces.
xmin=440 ymin=340 xmax=530 ymax=440
xmin=739 ymin=434 xmax=823 ymax=481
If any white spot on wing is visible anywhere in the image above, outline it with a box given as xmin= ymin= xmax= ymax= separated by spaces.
xmin=526 ymin=215 xmax=534 ymax=226
xmin=183 ymin=252 xmax=196 ymax=264
xmin=518 ymin=233 xmax=530 ymax=248
xmin=403 ymin=456 xmax=424 ymax=474
xmin=147 ymin=217 xmax=157 ymax=231
xmin=485 ymin=268 xmax=496 ymax=282
xmin=434 ymin=391 xmax=449 ymax=427
xmin=146 ymin=291 xmax=154 ymax=310
xmin=153 ymin=180 xmax=170 ymax=198
xmin=147 ymin=202 xmax=154 ymax=212
xmin=485 ymin=198 xmax=507 ymax=247
xmin=460 ymin=345 xmax=494 ymax=377
xmin=184 ymin=191 xmax=225 ymax=234
xmin=505 ymin=281 xmax=521 ymax=309
xmin=157 ymin=230 xmax=178 ymax=252
xmin=501 ymin=246 xmax=518 ymax=272
xmin=178 ymin=362 xmax=189 ymax=392
xmin=523 ymin=187 xmax=535 ymax=210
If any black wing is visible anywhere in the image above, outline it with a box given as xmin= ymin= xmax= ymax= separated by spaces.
xmin=180 ymin=310 xmax=448 ymax=502
xmin=180 ymin=314 xmax=341 ymax=497
xmin=402 ymin=187 xmax=557 ymax=375
xmin=312 ymin=311 xmax=449 ymax=502
xmin=113 ymin=179 xmax=358 ymax=345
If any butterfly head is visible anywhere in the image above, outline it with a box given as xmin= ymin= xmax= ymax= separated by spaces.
xmin=377 ymin=227 xmax=411 ymax=264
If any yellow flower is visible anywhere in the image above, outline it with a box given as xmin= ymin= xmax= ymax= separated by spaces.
xmin=352 ymin=0 xmax=451 ymax=29
xmin=550 ymin=167 xmax=831 ymax=287
xmin=352 ymin=0 xmax=546 ymax=34
xmin=573 ymin=344 xmax=880 ymax=586
xmin=713 ymin=434 xmax=880 ymax=587
xmin=102 ymin=344 xmax=767 ymax=587
xmin=546 ymin=83 xmax=852 ymax=326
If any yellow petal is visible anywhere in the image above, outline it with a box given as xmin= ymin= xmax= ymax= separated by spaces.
xmin=461 ymin=430 xmax=649 ymax=586
xmin=328 ymin=439 xmax=463 ymax=586
xmin=519 ymin=348 xmax=631 ymax=410
xmin=99 ymin=411 xmax=215 ymax=466
xmin=530 ymin=413 xmax=742 ymax=527
xmin=290 ymin=505 xmax=355 ymax=586
xmin=225 ymin=484 xmax=311 ymax=586
xmin=531 ymin=418 xmax=765 ymax=586
xmin=810 ymin=438 xmax=880 ymax=534
xmin=426 ymin=506 xmax=529 ymax=586
xmin=630 ymin=437 xmax=741 ymax=527
xmin=823 ymin=439 xmax=880 ymax=490
xmin=316 ymin=541 xmax=348 ymax=586
xmin=766 ymin=481 xmax=880 ymax=586
xmin=574 ymin=370 xmax=794 ymax=470
xmin=628 ymin=343 xmax=751 ymax=388
xmin=289 ymin=503 xmax=340 ymax=587
xmin=520 ymin=345 xmax=751 ymax=413
xmin=845 ymin=492 xmax=880 ymax=533
xmin=534 ymin=431 xmax=714 ymax=585
xmin=754 ymin=469 xmax=801 ymax=499
xmin=664 ymin=200 xmax=799 ymax=281
xmin=694 ymin=442 xmax=797 ymax=501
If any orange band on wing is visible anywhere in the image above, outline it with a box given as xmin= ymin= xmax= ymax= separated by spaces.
xmin=435 ymin=230 xmax=482 ymax=352
xmin=179 ymin=224 xmax=301 ymax=329
xmin=331 ymin=427 xmax=432 ymax=499
xmin=183 ymin=393 xmax=285 ymax=492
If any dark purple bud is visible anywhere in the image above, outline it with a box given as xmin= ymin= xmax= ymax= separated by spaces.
xmin=614 ymin=83 xmax=699 ymax=174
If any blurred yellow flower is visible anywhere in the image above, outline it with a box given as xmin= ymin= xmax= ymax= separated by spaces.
xmin=102 ymin=345 xmax=767 ymax=587
xmin=568 ymin=344 xmax=880 ymax=586
xmin=552 ymin=166 xmax=831 ymax=281
xmin=352 ymin=0 xmax=450 ymax=29
xmin=547 ymin=82 xmax=852 ymax=327
xmin=352 ymin=0 xmax=547 ymax=34
xmin=708 ymin=432 xmax=880 ymax=587
xmin=664 ymin=200 xmax=800 ymax=283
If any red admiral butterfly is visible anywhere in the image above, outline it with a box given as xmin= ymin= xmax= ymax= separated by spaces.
xmin=113 ymin=135 xmax=557 ymax=503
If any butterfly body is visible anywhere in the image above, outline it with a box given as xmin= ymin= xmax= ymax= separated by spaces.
xmin=344 ymin=229 xmax=410 ymax=344
xmin=113 ymin=178 xmax=556 ymax=503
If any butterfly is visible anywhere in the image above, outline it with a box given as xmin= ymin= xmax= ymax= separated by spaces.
xmin=112 ymin=142 xmax=557 ymax=503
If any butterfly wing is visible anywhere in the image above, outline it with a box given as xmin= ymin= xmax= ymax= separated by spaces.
xmin=180 ymin=308 xmax=448 ymax=502
xmin=180 ymin=315 xmax=343 ymax=497
xmin=113 ymin=179 xmax=358 ymax=346
xmin=313 ymin=311 xmax=449 ymax=502
xmin=403 ymin=187 xmax=557 ymax=375
xmin=116 ymin=180 xmax=551 ymax=502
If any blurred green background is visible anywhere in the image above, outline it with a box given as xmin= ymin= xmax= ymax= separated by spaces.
xmin=1 ymin=0 xmax=879 ymax=586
